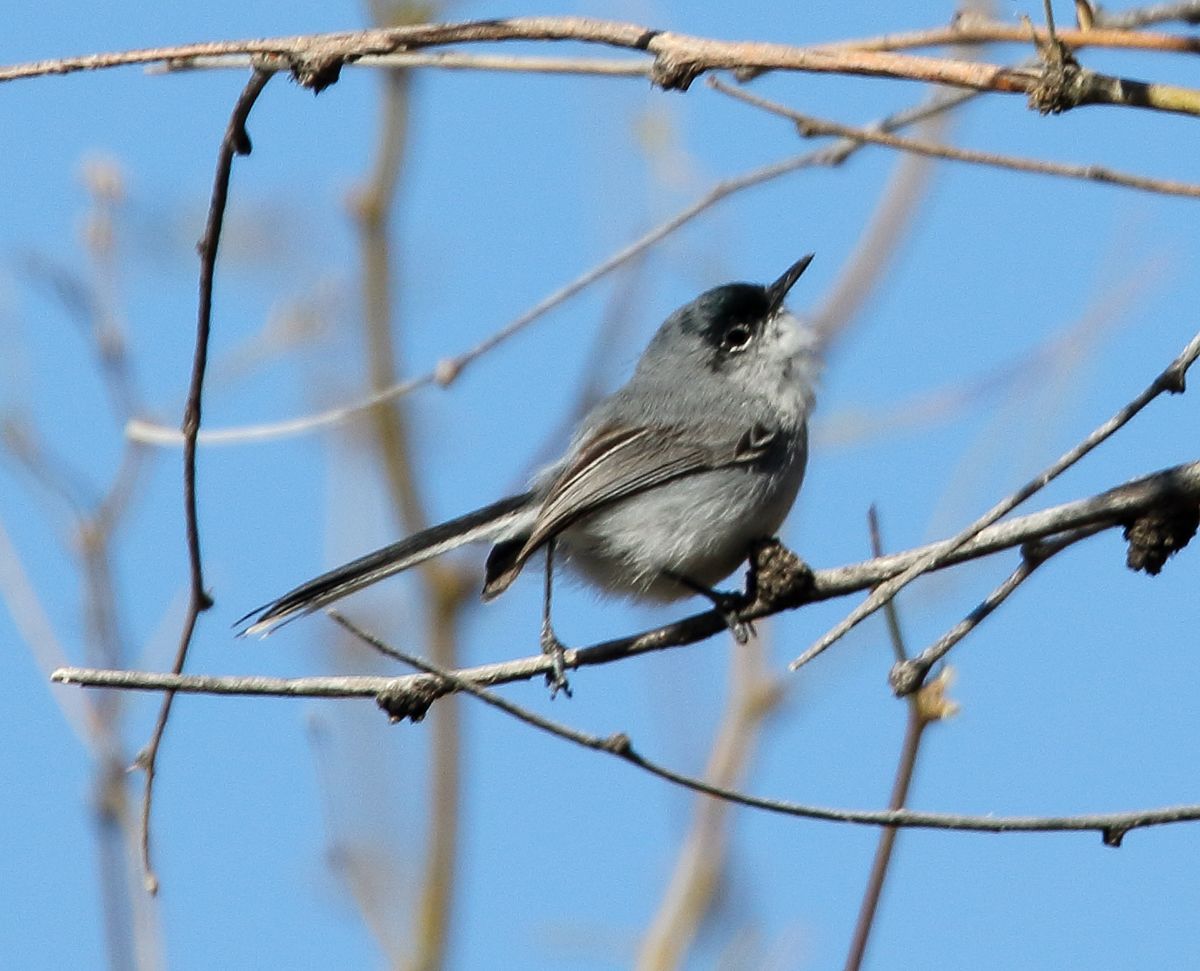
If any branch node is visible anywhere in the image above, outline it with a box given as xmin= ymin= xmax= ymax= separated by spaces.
xmin=744 ymin=537 xmax=815 ymax=613
xmin=793 ymin=118 xmax=819 ymax=139
xmin=1122 ymin=500 xmax=1199 ymax=575
xmin=376 ymin=676 xmax=444 ymax=723
xmin=889 ymin=658 xmax=927 ymax=698
xmin=1102 ymin=825 xmax=1129 ymax=848
xmin=651 ymin=52 xmax=701 ymax=91
xmin=1028 ymin=37 xmax=1089 ymax=115
xmin=290 ymin=53 xmax=345 ymax=93
xmin=602 ymin=732 xmax=633 ymax=755
xmin=1019 ymin=538 xmax=1051 ymax=566
xmin=1158 ymin=362 xmax=1189 ymax=394
xmin=434 ymin=356 xmax=462 ymax=386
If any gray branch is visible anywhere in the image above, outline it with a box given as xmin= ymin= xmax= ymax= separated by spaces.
xmin=53 ymin=457 xmax=1200 ymax=707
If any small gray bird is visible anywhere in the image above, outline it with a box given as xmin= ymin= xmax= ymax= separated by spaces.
xmin=241 ymin=254 xmax=817 ymax=686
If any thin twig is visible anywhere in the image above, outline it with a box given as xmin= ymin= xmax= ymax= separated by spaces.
xmin=890 ymin=524 xmax=1107 ymax=694
xmin=348 ymin=38 xmax=467 ymax=970
xmin=125 ymin=86 xmax=977 ymax=450
xmin=844 ymin=508 xmax=947 ymax=971
xmin=311 ymin=613 xmax=1195 ymax=845
xmin=710 ymin=77 xmax=1200 ymax=201
xmin=790 ymin=329 xmax=1200 ymax=672
xmin=636 ymin=632 xmax=782 ymax=969
xmin=820 ymin=13 xmax=1200 ymax=56
xmin=132 ymin=68 xmax=274 ymax=895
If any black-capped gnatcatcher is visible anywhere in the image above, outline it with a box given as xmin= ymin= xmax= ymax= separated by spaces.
xmin=240 ymin=254 xmax=817 ymax=692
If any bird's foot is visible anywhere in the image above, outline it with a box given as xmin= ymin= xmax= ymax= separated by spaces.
xmin=539 ymin=620 xmax=573 ymax=699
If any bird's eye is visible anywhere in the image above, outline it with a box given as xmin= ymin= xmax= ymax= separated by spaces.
xmin=721 ymin=323 xmax=753 ymax=351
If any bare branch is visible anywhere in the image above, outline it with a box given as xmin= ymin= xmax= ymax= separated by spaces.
xmin=889 ymin=524 xmax=1108 ymax=695
xmin=790 ymin=328 xmax=1200 ymax=672
xmin=844 ymin=510 xmax=923 ymax=971
xmin=133 ymin=68 xmax=274 ymax=895
xmin=156 ymin=51 xmax=654 ymax=77
xmin=710 ymin=77 xmax=1200 ymax=201
xmin=198 ymin=613 xmax=1200 ymax=844
xmin=53 ymin=455 xmax=1200 ymax=708
xmin=126 ymin=86 xmax=976 ymax=449
xmin=4 ymin=16 xmax=1200 ymax=116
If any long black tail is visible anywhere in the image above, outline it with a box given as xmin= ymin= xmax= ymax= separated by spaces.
xmin=237 ymin=491 xmax=536 ymax=637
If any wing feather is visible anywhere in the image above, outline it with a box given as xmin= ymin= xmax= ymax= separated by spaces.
xmin=482 ymin=422 xmax=770 ymax=598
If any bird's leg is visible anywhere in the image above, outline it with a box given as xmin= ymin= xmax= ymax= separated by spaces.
xmin=663 ymin=570 xmax=754 ymax=644
xmin=540 ymin=538 xmax=572 ymax=698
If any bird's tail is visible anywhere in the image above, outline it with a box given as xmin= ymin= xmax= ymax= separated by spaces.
xmin=237 ymin=491 xmax=536 ymax=637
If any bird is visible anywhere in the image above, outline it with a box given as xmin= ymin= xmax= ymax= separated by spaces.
xmin=239 ymin=254 xmax=817 ymax=691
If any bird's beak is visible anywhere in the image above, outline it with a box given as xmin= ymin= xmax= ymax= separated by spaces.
xmin=766 ymin=253 xmax=814 ymax=314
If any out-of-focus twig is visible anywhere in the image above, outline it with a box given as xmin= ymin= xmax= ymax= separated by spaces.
xmin=816 ymin=261 xmax=1153 ymax=450
xmin=844 ymin=509 xmax=955 ymax=971
xmin=4 ymin=159 xmax=164 ymax=968
xmin=636 ymin=637 xmax=782 ymax=971
xmin=126 ymin=85 xmax=978 ymax=450
xmin=346 ymin=3 xmax=469 ymax=962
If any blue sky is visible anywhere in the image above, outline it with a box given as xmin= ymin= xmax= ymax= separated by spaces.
xmin=3 ymin=2 xmax=1200 ymax=969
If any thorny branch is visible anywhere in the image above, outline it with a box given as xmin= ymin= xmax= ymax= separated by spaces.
xmin=131 ymin=67 xmax=274 ymax=895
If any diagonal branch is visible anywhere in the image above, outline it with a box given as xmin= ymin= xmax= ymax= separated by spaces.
xmin=790 ymin=328 xmax=1200 ymax=673
xmin=126 ymin=85 xmax=978 ymax=449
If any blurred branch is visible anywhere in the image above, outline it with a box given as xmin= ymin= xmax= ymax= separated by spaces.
xmin=821 ymin=11 xmax=1200 ymax=56
xmin=791 ymin=327 xmax=1200 ymax=672
xmin=636 ymin=637 xmax=782 ymax=970
xmin=710 ymin=77 xmax=1200 ymax=201
xmin=54 ymin=453 xmax=1200 ymax=704
xmin=347 ymin=6 xmax=468 ymax=961
xmin=844 ymin=509 xmax=956 ymax=971
xmin=4 ymin=161 xmax=163 ymax=968
xmin=5 ymin=14 xmax=1200 ymax=117
xmin=816 ymin=261 xmax=1152 ymax=450
xmin=126 ymin=86 xmax=977 ymax=450
xmin=132 ymin=67 xmax=274 ymax=896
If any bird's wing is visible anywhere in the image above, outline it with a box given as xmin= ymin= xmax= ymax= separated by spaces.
xmin=482 ymin=421 xmax=775 ymax=598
